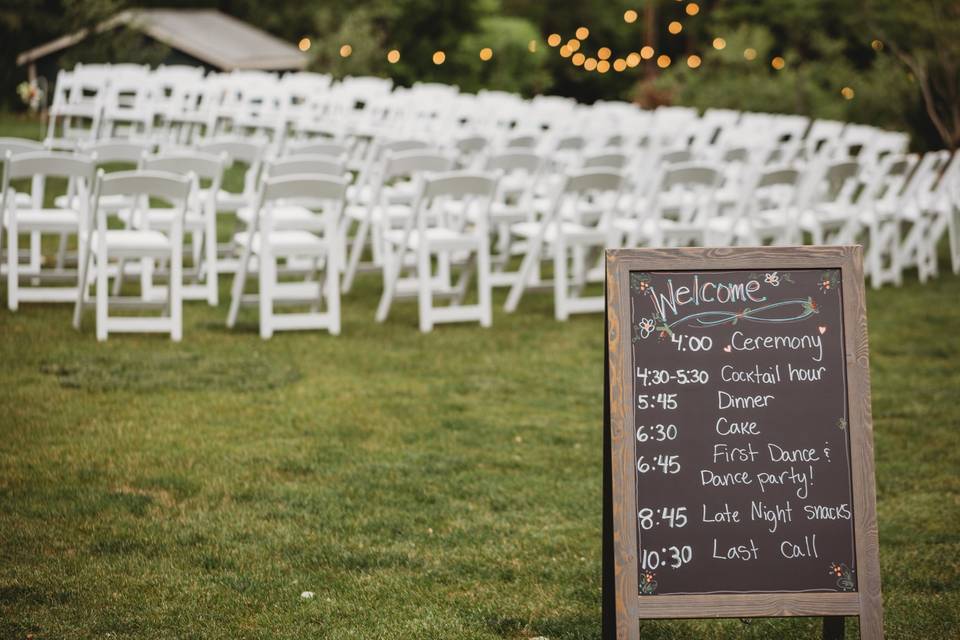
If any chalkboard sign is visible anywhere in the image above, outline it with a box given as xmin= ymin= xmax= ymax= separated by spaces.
xmin=603 ymin=247 xmax=882 ymax=639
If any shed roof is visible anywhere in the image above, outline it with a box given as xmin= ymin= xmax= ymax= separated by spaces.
xmin=17 ymin=9 xmax=308 ymax=71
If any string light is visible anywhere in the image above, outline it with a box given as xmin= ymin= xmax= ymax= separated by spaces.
xmin=657 ymin=54 xmax=671 ymax=68
xmin=597 ymin=60 xmax=611 ymax=73
xmin=743 ymin=48 xmax=757 ymax=61
xmin=479 ymin=47 xmax=493 ymax=61
xmin=387 ymin=49 xmax=400 ymax=63
xmin=686 ymin=3 xmax=700 ymax=16
xmin=668 ymin=21 xmax=683 ymax=35
xmin=871 ymin=39 xmax=884 ymax=51
xmin=712 ymin=37 xmax=726 ymax=50
xmin=339 ymin=44 xmax=352 ymax=58
xmin=298 ymin=38 xmax=311 ymax=52
xmin=687 ymin=54 xmax=701 ymax=68
xmin=528 ymin=40 xmax=537 ymax=52
xmin=613 ymin=58 xmax=627 ymax=72
xmin=432 ymin=50 xmax=445 ymax=65
xmin=567 ymin=39 xmax=581 ymax=52
xmin=624 ymin=9 xmax=638 ymax=23
xmin=559 ymin=45 xmax=572 ymax=58
xmin=584 ymin=57 xmax=598 ymax=71
xmin=771 ymin=56 xmax=785 ymax=70
xmin=572 ymin=52 xmax=585 ymax=66
xmin=626 ymin=52 xmax=641 ymax=67
xmin=547 ymin=33 xmax=561 ymax=47
xmin=576 ymin=27 xmax=590 ymax=40
xmin=640 ymin=46 xmax=655 ymax=60
xmin=598 ymin=47 xmax=612 ymax=60
xmin=841 ymin=86 xmax=855 ymax=100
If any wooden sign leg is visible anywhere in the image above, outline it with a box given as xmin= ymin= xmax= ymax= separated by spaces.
xmin=822 ymin=616 xmax=845 ymax=640
xmin=602 ymin=314 xmax=616 ymax=640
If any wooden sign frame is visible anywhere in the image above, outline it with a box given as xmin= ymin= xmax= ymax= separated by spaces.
xmin=603 ymin=246 xmax=883 ymax=639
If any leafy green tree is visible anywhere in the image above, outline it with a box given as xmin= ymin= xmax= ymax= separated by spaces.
xmin=864 ymin=0 xmax=960 ymax=149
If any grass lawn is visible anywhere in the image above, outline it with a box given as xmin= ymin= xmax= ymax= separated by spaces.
xmin=1 ymin=112 xmax=958 ymax=639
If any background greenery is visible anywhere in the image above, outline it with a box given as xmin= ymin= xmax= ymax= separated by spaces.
xmin=2 ymin=1 xmax=958 ymax=151
xmin=0 ymin=115 xmax=959 ymax=639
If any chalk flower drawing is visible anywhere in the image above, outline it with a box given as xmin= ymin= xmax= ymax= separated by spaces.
xmin=829 ymin=562 xmax=856 ymax=591
xmin=836 ymin=417 xmax=847 ymax=430
xmin=819 ymin=270 xmax=841 ymax=292
xmin=639 ymin=570 xmax=658 ymax=595
xmin=764 ymin=272 xmax=781 ymax=286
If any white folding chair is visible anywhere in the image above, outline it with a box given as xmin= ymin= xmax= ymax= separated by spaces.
xmin=708 ymin=166 xmax=805 ymax=247
xmin=73 ymin=170 xmax=193 ymax=341
xmin=342 ymin=150 xmax=453 ymax=293
xmin=799 ymin=160 xmax=864 ymax=245
xmin=3 ymin=152 xmax=96 ymax=309
xmin=375 ymin=171 xmax=498 ymax=332
xmin=129 ymin=151 xmax=226 ymax=305
xmin=505 ymin=170 xmax=623 ymax=320
xmin=227 ymin=174 xmax=347 ymax=338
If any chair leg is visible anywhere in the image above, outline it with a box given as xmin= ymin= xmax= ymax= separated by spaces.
xmin=7 ymin=219 xmax=18 ymax=311
xmin=205 ymin=218 xmax=219 ymax=306
xmin=554 ymin=237 xmax=568 ymax=321
xmin=375 ymin=249 xmax=400 ymax=323
xmin=417 ymin=246 xmax=433 ymax=333
xmin=170 ymin=242 xmax=183 ymax=342
xmin=327 ymin=249 xmax=341 ymax=336
xmin=258 ymin=249 xmax=275 ymax=339
xmin=343 ymin=217 xmax=369 ymax=294
xmin=73 ymin=248 xmax=92 ymax=330
xmin=226 ymin=243 xmax=252 ymax=328
xmin=95 ymin=250 xmax=108 ymax=342
xmin=504 ymin=239 xmax=541 ymax=313
xmin=477 ymin=239 xmax=492 ymax=328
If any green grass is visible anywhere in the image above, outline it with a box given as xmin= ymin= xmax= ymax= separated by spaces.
xmin=1 ymin=113 xmax=959 ymax=639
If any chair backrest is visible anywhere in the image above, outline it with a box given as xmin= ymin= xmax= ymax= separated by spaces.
xmin=285 ymin=140 xmax=349 ymax=159
xmin=4 ymin=151 xmax=96 ymax=182
xmin=382 ymin=150 xmax=453 ymax=182
xmin=649 ymin=163 xmax=722 ymax=226
xmin=82 ymin=139 xmax=153 ymax=165
xmin=141 ymin=150 xmax=226 ymax=182
xmin=197 ymin=138 xmax=265 ymax=166
xmin=484 ymin=151 xmax=541 ymax=174
xmin=96 ymin=169 xmax=193 ymax=202
xmin=420 ymin=172 xmax=497 ymax=200
xmin=254 ymin=174 xmax=349 ymax=234
xmin=261 ymin=174 xmax=348 ymax=203
xmin=583 ymin=152 xmax=629 ymax=170
xmin=266 ymin=154 xmax=346 ymax=179
xmin=411 ymin=171 xmax=499 ymax=236
xmin=0 ymin=137 xmax=44 ymax=157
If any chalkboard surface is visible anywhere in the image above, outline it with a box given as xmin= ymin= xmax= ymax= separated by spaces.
xmin=603 ymin=247 xmax=883 ymax=640
xmin=628 ymin=268 xmax=856 ymax=595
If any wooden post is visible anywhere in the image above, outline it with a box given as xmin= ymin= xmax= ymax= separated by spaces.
xmin=823 ymin=616 xmax=845 ymax=640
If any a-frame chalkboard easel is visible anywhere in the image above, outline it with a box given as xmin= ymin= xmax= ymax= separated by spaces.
xmin=603 ymin=246 xmax=883 ymax=639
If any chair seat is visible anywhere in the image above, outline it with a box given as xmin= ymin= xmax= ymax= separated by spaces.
xmin=7 ymin=208 xmax=81 ymax=232
xmin=91 ymin=230 xmax=171 ymax=254
xmin=234 ymin=230 xmax=327 ymax=255
xmin=383 ymin=228 xmax=477 ymax=251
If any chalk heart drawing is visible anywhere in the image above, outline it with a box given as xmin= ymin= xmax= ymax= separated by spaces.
xmin=819 ymin=325 xmax=828 ymax=334
xmin=723 ymin=345 xmax=732 ymax=353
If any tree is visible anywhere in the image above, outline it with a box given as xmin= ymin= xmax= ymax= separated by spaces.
xmin=864 ymin=0 xmax=960 ymax=149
